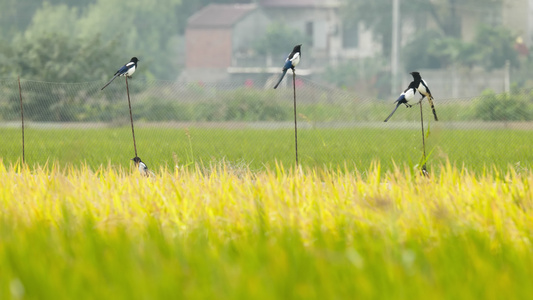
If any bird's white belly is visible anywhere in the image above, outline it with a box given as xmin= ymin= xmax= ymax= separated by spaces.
xmin=418 ymin=80 xmax=429 ymax=95
xmin=126 ymin=65 xmax=136 ymax=76
xmin=291 ymin=55 xmax=300 ymax=67
xmin=404 ymin=88 xmax=415 ymax=101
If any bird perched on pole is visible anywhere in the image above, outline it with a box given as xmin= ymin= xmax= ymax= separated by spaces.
xmin=410 ymin=71 xmax=438 ymax=121
xmin=273 ymin=44 xmax=301 ymax=89
xmin=384 ymin=80 xmax=417 ymax=122
xmin=101 ymin=57 xmax=139 ymax=90
xmin=131 ymin=156 xmax=150 ymax=177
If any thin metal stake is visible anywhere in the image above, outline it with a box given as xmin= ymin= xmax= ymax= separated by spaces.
xmin=420 ymin=101 xmax=428 ymax=176
xmin=18 ymin=76 xmax=25 ymax=165
xmin=126 ymin=76 xmax=138 ymax=157
xmin=292 ymin=69 xmax=298 ymax=166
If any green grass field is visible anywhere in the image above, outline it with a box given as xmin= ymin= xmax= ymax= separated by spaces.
xmin=1 ymin=125 xmax=532 ymax=173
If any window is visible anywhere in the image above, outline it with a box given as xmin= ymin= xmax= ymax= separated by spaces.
xmin=306 ymin=21 xmax=314 ymax=47
xmin=342 ymin=22 xmax=359 ymax=49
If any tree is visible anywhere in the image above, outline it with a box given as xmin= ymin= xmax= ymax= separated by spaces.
xmin=474 ymin=25 xmax=518 ymax=70
xmin=1 ymin=33 xmax=120 ymax=82
xmin=253 ymin=23 xmax=308 ymax=58
xmin=402 ymin=25 xmax=517 ymax=71
xmin=341 ymin=0 xmax=501 ymax=56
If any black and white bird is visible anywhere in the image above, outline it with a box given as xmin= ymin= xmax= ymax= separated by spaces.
xmin=384 ymin=81 xmax=417 ymax=122
xmin=101 ymin=57 xmax=139 ymax=90
xmin=410 ymin=71 xmax=438 ymax=121
xmin=273 ymin=44 xmax=301 ymax=89
xmin=131 ymin=156 xmax=149 ymax=177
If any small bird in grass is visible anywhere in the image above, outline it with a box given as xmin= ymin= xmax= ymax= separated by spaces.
xmin=101 ymin=57 xmax=139 ymax=90
xmin=410 ymin=71 xmax=438 ymax=121
xmin=384 ymin=81 xmax=417 ymax=122
xmin=131 ymin=156 xmax=149 ymax=177
xmin=273 ymin=44 xmax=301 ymax=89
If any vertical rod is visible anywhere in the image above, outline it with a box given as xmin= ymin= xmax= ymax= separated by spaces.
xmin=18 ymin=76 xmax=25 ymax=165
xmin=292 ymin=70 xmax=298 ymax=166
xmin=420 ymin=101 xmax=427 ymax=173
xmin=126 ymin=76 xmax=138 ymax=157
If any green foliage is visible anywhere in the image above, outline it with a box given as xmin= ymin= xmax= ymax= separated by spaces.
xmin=343 ymin=0 xmax=502 ymax=57
xmin=322 ymin=57 xmax=391 ymax=97
xmin=323 ymin=61 xmax=361 ymax=88
xmin=135 ymin=89 xmax=289 ymax=122
xmin=0 ymin=0 xmax=191 ymax=80
xmin=2 ymin=33 xmax=120 ymax=82
xmin=403 ymin=24 xmax=517 ymax=71
xmin=473 ymin=89 xmax=532 ymax=121
xmin=474 ymin=25 xmax=518 ymax=70
xmin=402 ymin=30 xmax=444 ymax=71
xmin=253 ymin=23 xmax=308 ymax=58
xmin=222 ymin=89 xmax=289 ymax=121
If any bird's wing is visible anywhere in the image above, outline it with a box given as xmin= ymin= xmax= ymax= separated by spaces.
xmin=282 ymin=59 xmax=293 ymax=71
xmin=289 ymin=52 xmax=300 ymax=62
xmin=394 ymin=93 xmax=406 ymax=103
xmin=115 ymin=64 xmax=129 ymax=76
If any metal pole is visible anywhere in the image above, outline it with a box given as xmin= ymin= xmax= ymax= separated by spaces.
xmin=292 ymin=70 xmax=298 ymax=166
xmin=18 ymin=76 xmax=25 ymax=164
xmin=420 ymin=101 xmax=428 ymax=176
xmin=391 ymin=0 xmax=400 ymax=96
xmin=126 ymin=76 xmax=138 ymax=157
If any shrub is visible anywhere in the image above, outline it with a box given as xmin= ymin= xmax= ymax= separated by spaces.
xmin=473 ymin=89 xmax=532 ymax=121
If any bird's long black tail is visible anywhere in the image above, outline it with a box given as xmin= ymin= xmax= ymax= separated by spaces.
xmin=100 ymin=74 xmax=119 ymax=90
xmin=384 ymin=102 xmax=402 ymax=122
xmin=273 ymin=69 xmax=288 ymax=89
xmin=427 ymin=95 xmax=438 ymax=121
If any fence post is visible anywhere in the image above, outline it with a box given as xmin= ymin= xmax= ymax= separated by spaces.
xmin=125 ymin=76 xmax=138 ymax=157
xmin=18 ymin=76 xmax=25 ymax=165
xmin=292 ymin=70 xmax=298 ymax=166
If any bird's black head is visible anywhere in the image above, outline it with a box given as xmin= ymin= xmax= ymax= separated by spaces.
xmin=293 ymin=44 xmax=302 ymax=52
xmin=131 ymin=156 xmax=142 ymax=164
xmin=130 ymin=57 xmax=139 ymax=63
xmin=410 ymin=71 xmax=421 ymax=79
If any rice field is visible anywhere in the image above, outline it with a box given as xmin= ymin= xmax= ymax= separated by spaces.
xmin=1 ymin=126 xmax=533 ymax=173
xmin=1 ymin=161 xmax=533 ymax=299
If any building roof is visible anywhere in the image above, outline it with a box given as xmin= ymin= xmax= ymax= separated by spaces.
xmin=187 ymin=4 xmax=257 ymax=29
xmin=259 ymin=0 xmax=339 ymax=7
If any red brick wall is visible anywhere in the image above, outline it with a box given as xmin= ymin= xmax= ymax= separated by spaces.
xmin=186 ymin=28 xmax=232 ymax=68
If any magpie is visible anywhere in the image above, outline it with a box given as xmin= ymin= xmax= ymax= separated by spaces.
xmin=101 ymin=57 xmax=139 ymax=90
xmin=384 ymin=81 xmax=417 ymax=122
xmin=273 ymin=44 xmax=301 ymax=89
xmin=410 ymin=71 xmax=438 ymax=121
xmin=131 ymin=156 xmax=149 ymax=177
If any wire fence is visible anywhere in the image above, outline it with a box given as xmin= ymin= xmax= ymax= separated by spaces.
xmin=1 ymin=76 xmax=533 ymax=171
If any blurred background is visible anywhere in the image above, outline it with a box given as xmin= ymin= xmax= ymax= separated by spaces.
xmin=1 ymin=0 xmax=533 ymax=170
xmin=1 ymin=0 xmax=531 ymax=98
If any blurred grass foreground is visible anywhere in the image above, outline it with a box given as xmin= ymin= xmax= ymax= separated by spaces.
xmin=1 ymin=161 xmax=532 ymax=299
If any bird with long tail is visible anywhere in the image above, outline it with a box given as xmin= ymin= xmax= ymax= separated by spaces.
xmin=273 ymin=45 xmax=301 ymax=89
xmin=384 ymin=81 xmax=417 ymax=122
xmin=410 ymin=71 xmax=438 ymax=121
